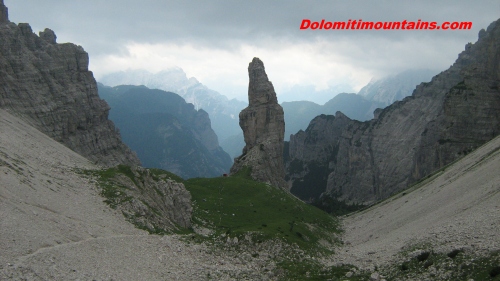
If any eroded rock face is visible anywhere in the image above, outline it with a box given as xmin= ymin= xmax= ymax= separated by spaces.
xmin=231 ymin=58 xmax=287 ymax=189
xmin=0 ymin=9 xmax=140 ymax=167
xmin=286 ymin=18 xmax=500 ymax=204
xmin=104 ymin=166 xmax=193 ymax=230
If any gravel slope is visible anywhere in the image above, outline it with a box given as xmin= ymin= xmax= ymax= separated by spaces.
xmin=332 ymin=134 xmax=500 ymax=270
xmin=0 ymin=109 xmax=273 ymax=280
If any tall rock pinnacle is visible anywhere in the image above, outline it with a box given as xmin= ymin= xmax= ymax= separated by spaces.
xmin=0 ymin=0 xmax=8 ymax=23
xmin=230 ymin=57 xmax=287 ymax=189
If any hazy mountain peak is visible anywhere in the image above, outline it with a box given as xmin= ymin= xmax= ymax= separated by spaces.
xmin=279 ymin=83 xmax=355 ymax=104
xmin=358 ymin=69 xmax=437 ymax=106
xmin=99 ymin=68 xmax=247 ymax=149
xmin=100 ymin=68 xmax=191 ymax=93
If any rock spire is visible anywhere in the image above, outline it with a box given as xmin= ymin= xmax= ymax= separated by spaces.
xmin=230 ymin=57 xmax=287 ymax=189
xmin=0 ymin=0 xmax=8 ymax=22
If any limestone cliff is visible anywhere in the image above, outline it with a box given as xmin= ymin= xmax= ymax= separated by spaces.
xmin=286 ymin=19 xmax=500 ymax=204
xmin=231 ymin=58 xmax=287 ymax=189
xmin=0 ymin=3 xmax=140 ymax=167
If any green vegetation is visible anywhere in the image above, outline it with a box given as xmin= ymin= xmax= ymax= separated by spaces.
xmin=82 ymin=165 xmax=136 ymax=209
xmin=184 ymin=167 xmax=340 ymax=253
xmin=181 ymin=167 xmax=353 ymax=279
xmin=148 ymin=167 xmax=184 ymax=182
xmin=83 ymin=164 xmax=342 ymax=246
xmin=80 ymin=163 xmax=500 ymax=280
xmin=82 ymin=165 xmax=361 ymax=279
xmin=277 ymin=260 xmax=369 ymax=281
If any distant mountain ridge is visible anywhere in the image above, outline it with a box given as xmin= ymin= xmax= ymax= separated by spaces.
xmin=99 ymin=69 xmax=247 ymax=146
xmin=225 ymin=90 xmax=404 ymax=157
xmin=279 ymin=84 xmax=355 ymax=104
xmin=282 ymin=93 xmax=386 ymax=141
xmin=100 ymin=68 xmax=434 ymax=159
xmin=98 ymin=84 xmax=232 ymax=179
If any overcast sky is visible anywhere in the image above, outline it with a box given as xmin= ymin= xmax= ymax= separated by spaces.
xmin=6 ymin=0 xmax=500 ymax=103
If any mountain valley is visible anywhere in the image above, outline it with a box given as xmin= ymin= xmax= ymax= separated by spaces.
xmin=98 ymin=84 xmax=232 ymax=179
xmin=99 ymin=68 xmax=247 ymax=149
xmin=1 ymin=1 xmax=499 ymax=280
xmin=99 ymin=69 xmax=430 ymax=159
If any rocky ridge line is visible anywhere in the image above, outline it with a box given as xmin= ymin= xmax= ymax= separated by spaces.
xmin=286 ymin=18 xmax=500 ymax=204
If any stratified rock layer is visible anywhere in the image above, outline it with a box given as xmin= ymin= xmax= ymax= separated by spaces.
xmin=231 ymin=58 xmax=287 ymax=189
xmin=286 ymin=19 xmax=500 ymax=204
xmin=0 ymin=9 xmax=140 ymax=167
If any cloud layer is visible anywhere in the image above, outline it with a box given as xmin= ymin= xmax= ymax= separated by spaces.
xmin=6 ymin=0 xmax=499 ymax=102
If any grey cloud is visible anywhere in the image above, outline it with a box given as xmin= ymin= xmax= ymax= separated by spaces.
xmin=5 ymin=0 xmax=500 ymax=75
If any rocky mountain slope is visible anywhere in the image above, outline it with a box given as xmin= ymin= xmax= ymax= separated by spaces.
xmin=333 ymin=134 xmax=500 ymax=280
xmin=0 ymin=2 xmax=139 ymax=167
xmin=0 ymin=109 xmax=202 ymax=280
xmin=0 ymin=5 xmax=339 ymax=278
xmin=358 ymin=69 xmax=436 ymax=106
xmin=2 ymin=100 xmax=498 ymax=280
xmin=98 ymin=84 xmax=232 ymax=179
xmin=230 ymin=58 xmax=287 ymax=190
xmin=0 ymin=108 xmax=282 ymax=280
xmin=286 ymin=18 xmax=500 ymax=204
xmin=282 ymin=70 xmax=434 ymax=143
